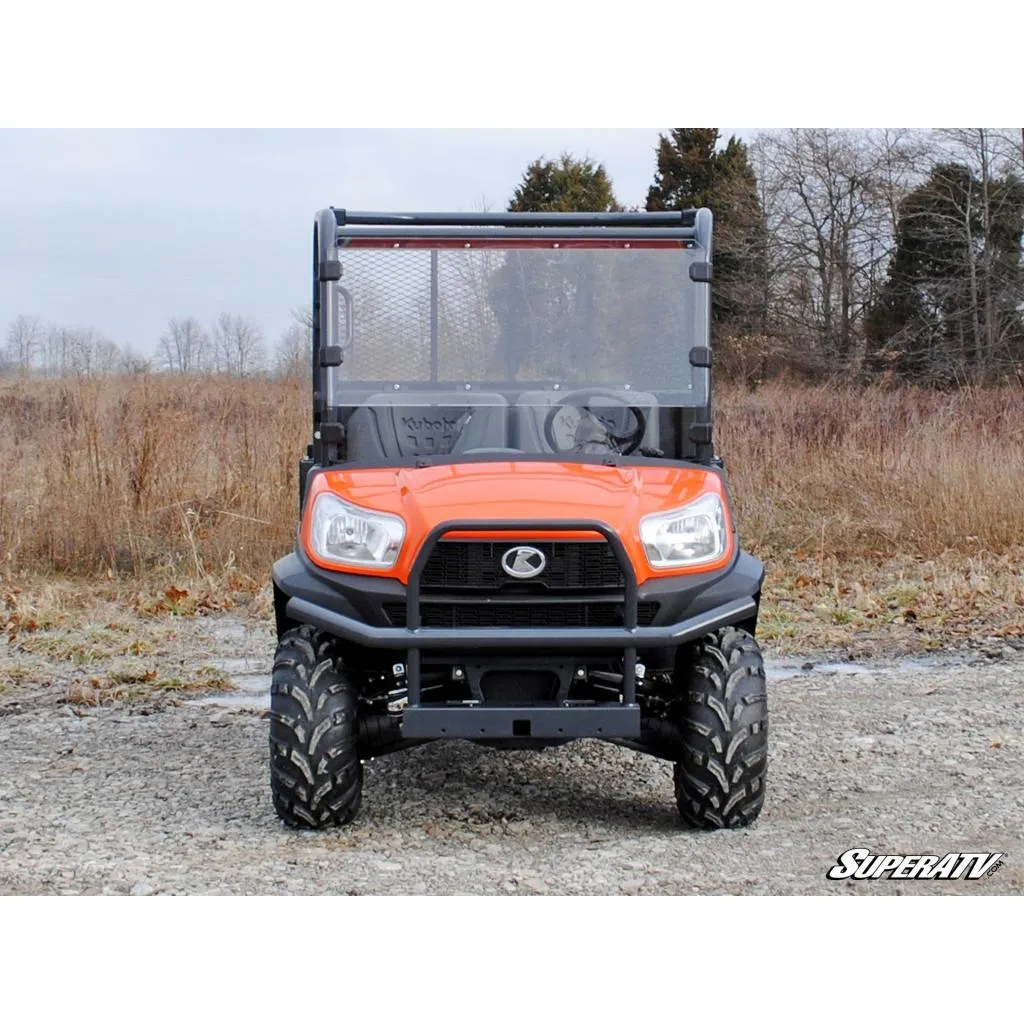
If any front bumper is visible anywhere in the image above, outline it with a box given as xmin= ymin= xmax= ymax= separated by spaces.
xmin=273 ymin=519 xmax=763 ymax=741
xmin=273 ymin=542 xmax=764 ymax=651
xmin=284 ymin=592 xmax=757 ymax=650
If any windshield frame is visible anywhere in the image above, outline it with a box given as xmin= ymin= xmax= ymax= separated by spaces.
xmin=310 ymin=209 xmax=714 ymax=465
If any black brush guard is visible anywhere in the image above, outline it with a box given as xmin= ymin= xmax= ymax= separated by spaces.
xmin=284 ymin=519 xmax=756 ymax=741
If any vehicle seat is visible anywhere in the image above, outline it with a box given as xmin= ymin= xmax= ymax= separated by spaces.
xmin=346 ymin=392 xmax=510 ymax=460
xmin=512 ymin=390 xmax=660 ymax=453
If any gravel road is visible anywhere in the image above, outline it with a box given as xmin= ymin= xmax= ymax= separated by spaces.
xmin=2 ymin=620 xmax=1022 ymax=895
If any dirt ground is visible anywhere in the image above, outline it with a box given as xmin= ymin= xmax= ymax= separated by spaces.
xmin=2 ymin=588 xmax=1022 ymax=895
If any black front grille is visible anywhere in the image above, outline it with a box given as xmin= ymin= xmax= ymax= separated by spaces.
xmin=384 ymin=601 xmax=659 ymax=629
xmin=420 ymin=540 xmax=625 ymax=591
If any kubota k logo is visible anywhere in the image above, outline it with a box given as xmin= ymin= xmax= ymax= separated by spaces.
xmin=501 ymin=546 xmax=547 ymax=579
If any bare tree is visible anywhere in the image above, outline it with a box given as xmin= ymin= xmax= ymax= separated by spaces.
xmin=752 ymin=128 xmax=922 ymax=373
xmin=92 ymin=337 xmax=124 ymax=375
xmin=118 ymin=345 xmax=151 ymax=374
xmin=212 ymin=313 xmax=266 ymax=376
xmin=275 ymin=317 xmax=310 ymax=379
xmin=40 ymin=324 xmax=62 ymax=376
xmin=5 ymin=315 xmax=43 ymax=375
xmin=23 ymin=323 xmax=123 ymax=377
xmin=932 ymin=129 xmax=1024 ymax=378
xmin=41 ymin=324 xmax=78 ymax=376
xmin=158 ymin=317 xmax=210 ymax=373
xmin=290 ymin=304 xmax=313 ymax=331
xmin=65 ymin=328 xmax=96 ymax=375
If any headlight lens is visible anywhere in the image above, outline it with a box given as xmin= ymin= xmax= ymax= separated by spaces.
xmin=640 ymin=493 xmax=728 ymax=569
xmin=310 ymin=493 xmax=405 ymax=569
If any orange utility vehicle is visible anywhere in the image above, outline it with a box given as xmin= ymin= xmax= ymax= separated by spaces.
xmin=269 ymin=208 xmax=768 ymax=829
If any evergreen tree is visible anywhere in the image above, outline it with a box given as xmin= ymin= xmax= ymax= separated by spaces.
xmin=646 ymin=129 xmax=720 ymax=211
xmin=645 ymin=129 xmax=767 ymax=336
xmin=867 ymin=162 xmax=1024 ymax=382
xmin=508 ymin=153 xmax=621 ymax=213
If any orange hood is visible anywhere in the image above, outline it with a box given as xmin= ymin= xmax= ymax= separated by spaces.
xmin=302 ymin=461 xmax=734 ymax=585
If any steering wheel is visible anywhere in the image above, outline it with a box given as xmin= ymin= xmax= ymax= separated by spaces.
xmin=542 ymin=389 xmax=648 ymax=456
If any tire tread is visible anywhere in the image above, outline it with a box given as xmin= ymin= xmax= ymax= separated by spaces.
xmin=269 ymin=625 xmax=363 ymax=829
xmin=673 ymin=627 xmax=768 ymax=829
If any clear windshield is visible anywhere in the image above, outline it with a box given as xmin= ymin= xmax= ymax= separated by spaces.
xmin=329 ymin=245 xmax=705 ymax=393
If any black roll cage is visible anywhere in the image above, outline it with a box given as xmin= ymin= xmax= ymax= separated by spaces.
xmin=309 ymin=207 xmax=715 ymax=468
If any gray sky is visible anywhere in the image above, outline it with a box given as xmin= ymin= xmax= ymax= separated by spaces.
xmin=0 ymin=129 xmax=749 ymax=354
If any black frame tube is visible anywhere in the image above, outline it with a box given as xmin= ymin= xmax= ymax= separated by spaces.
xmin=284 ymin=594 xmax=757 ymax=651
xmin=311 ymin=219 xmax=322 ymax=446
xmin=334 ymin=209 xmax=697 ymax=228
xmin=337 ymin=226 xmax=697 ymax=242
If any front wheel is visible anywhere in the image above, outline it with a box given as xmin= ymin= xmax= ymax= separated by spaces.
xmin=269 ymin=626 xmax=363 ymax=829
xmin=671 ymin=627 xmax=768 ymax=829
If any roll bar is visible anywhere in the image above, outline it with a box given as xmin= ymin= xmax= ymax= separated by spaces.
xmin=332 ymin=209 xmax=697 ymax=228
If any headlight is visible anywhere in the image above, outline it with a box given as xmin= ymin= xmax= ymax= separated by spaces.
xmin=309 ymin=493 xmax=405 ymax=569
xmin=640 ymin=493 xmax=728 ymax=569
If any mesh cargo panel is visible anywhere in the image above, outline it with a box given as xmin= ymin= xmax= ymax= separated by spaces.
xmin=333 ymin=247 xmax=695 ymax=387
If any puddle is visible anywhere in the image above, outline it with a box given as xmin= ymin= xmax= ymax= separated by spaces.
xmin=192 ymin=657 xmax=271 ymax=710
xmin=767 ymin=661 xmax=873 ymax=682
xmin=194 ymin=690 xmax=270 ymax=710
xmin=766 ymin=655 xmax=941 ymax=682
xmin=207 ymin=658 xmax=263 ymax=676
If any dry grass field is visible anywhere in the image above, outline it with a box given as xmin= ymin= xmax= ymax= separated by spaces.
xmin=1 ymin=373 xmax=1022 ymax=700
